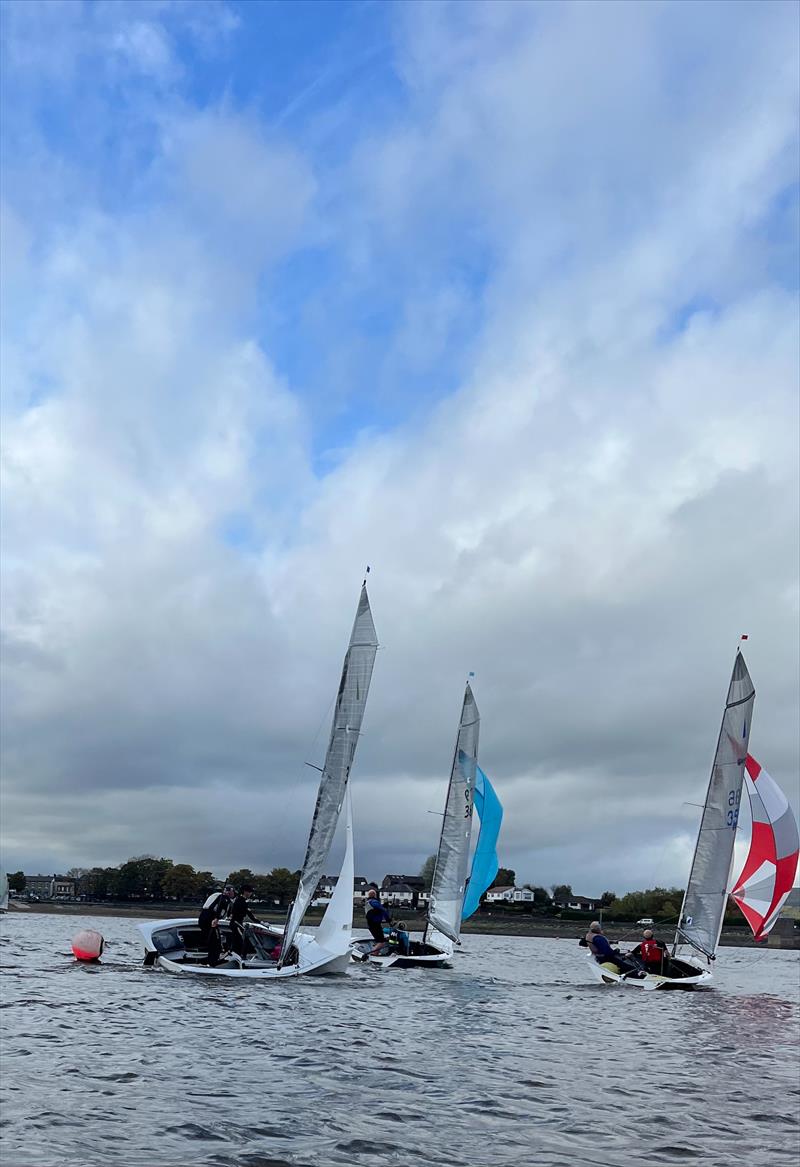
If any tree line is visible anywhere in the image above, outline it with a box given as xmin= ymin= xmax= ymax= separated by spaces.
xmin=7 ymin=858 xmax=301 ymax=906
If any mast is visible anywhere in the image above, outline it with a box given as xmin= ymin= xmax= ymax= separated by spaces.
xmin=280 ymin=583 xmax=378 ymax=963
xmin=675 ymin=650 xmax=755 ymax=960
xmin=425 ymin=682 xmax=480 ymax=946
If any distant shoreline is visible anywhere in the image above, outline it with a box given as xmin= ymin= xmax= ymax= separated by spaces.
xmin=7 ymin=901 xmax=797 ymax=948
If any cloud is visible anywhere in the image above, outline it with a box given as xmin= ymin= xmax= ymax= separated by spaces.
xmin=1 ymin=1 xmax=797 ymax=899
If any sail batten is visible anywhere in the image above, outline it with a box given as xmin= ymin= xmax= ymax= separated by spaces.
xmin=676 ymin=651 xmax=755 ymax=959
xmin=425 ymin=683 xmax=480 ymax=945
xmin=281 ymin=585 xmax=378 ymax=961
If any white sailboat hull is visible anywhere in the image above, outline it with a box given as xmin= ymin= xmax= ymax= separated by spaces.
xmin=349 ymin=931 xmax=454 ymax=969
xmin=139 ymin=789 xmax=357 ymax=982
xmin=139 ymin=918 xmax=350 ymax=979
xmin=584 ymin=951 xmax=712 ymax=990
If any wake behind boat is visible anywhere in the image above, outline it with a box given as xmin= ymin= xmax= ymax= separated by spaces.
xmin=585 ymin=648 xmax=799 ymax=990
xmin=139 ymin=582 xmax=379 ymax=980
xmin=352 ymin=681 xmax=503 ymax=969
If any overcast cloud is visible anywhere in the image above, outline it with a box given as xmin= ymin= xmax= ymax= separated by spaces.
xmin=1 ymin=0 xmax=798 ymax=897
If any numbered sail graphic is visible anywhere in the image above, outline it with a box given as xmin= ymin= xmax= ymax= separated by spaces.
xmin=731 ymin=755 xmax=799 ymax=942
xmin=677 ymin=651 xmax=755 ymax=959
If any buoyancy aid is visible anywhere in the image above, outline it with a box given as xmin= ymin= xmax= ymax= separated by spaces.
xmin=640 ymin=938 xmax=662 ymax=964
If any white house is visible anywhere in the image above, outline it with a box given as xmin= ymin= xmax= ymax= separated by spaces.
xmin=485 ymin=886 xmax=515 ymax=903
xmin=382 ymin=881 xmax=415 ymax=907
xmin=562 ymin=895 xmax=599 ymax=911
xmin=512 ymin=887 xmax=535 ymax=903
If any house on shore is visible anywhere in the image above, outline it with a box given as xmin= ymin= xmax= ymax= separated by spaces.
xmin=24 ymin=874 xmax=76 ymax=900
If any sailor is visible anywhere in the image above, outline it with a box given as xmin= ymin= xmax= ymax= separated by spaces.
xmin=388 ymin=921 xmax=410 ymax=956
xmin=229 ymin=884 xmax=260 ymax=958
xmin=584 ymin=921 xmax=645 ymax=978
xmin=198 ymin=885 xmax=235 ymax=966
xmin=365 ymin=887 xmax=391 ymax=944
xmin=637 ymin=928 xmax=668 ymax=974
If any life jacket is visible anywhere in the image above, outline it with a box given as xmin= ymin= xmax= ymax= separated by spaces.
xmin=640 ymin=938 xmax=662 ymax=964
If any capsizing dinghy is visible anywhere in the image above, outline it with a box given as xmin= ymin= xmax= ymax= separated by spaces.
xmin=139 ymin=581 xmax=379 ymax=980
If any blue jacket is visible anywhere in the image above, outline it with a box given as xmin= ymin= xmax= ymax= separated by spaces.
xmin=589 ymin=933 xmax=617 ymax=961
xmin=365 ymin=897 xmax=390 ymax=925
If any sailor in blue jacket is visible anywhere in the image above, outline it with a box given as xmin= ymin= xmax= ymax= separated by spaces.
xmin=365 ymin=887 xmax=391 ymax=942
xmin=584 ymin=921 xmax=644 ymax=977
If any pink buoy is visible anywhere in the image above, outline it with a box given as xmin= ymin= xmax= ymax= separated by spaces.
xmin=71 ymin=929 xmax=104 ymax=962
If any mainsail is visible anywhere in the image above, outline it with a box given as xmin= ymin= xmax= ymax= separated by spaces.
xmin=281 ymin=584 xmax=378 ymax=961
xmin=461 ymin=765 xmax=503 ymax=921
xmin=731 ymin=755 xmax=799 ymax=942
xmin=676 ymin=651 xmax=755 ymax=959
xmin=425 ymin=683 xmax=480 ymax=945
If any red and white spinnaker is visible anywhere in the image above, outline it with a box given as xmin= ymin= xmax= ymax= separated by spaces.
xmin=731 ymin=755 xmax=799 ymax=942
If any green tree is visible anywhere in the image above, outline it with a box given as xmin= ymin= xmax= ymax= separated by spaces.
xmin=162 ymin=864 xmax=203 ymax=901
xmin=115 ymin=856 xmax=174 ymax=899
xmin=492 ymin=868 xmax=516 ymax=888
xmin=599 ymin=891 xmax=616 ymax=907
xmin=8 ymin=871 xmax=26 ymax=893
xmin=263 ymin=868 xmax=299 ymax=905
xmin=532 ymin=887 xmax=551 ymax=905
xmin=551 ymin=884 xmax=572 ymax=905
xmin=419 ymin=855 xmax=436 ymax=890
xmin=227 ymin=868 xmax=257 ymax=890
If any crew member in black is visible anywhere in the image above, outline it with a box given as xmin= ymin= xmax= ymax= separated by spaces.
xmin=229 ymin=884 xmax=260 ymax=958
xmin=198 ymin=885 xmax=235 ymax=966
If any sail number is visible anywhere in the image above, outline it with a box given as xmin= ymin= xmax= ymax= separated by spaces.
xmin=727 ymin=788 xmax=741 ymax=829
xmin=464 ymin=787 xmax=472 ymax=819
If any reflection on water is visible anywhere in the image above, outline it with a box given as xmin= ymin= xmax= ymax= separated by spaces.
xmin=1 ymin=915 xmax=798 ymax=1167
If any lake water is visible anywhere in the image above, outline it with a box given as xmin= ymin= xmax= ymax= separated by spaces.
xmin=1 ymin=912 xmax=798 ymax=1167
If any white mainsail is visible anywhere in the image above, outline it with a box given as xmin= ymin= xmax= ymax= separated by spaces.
xmin=0 ymin=870 xmax=8 ymax=912
xmin=280 ymin=584 xmax=378 ymax=962
xmin=676 ymin=651 xmax=755 ymax=959
xmin=425 ymin=683 xmax=480 ymax=946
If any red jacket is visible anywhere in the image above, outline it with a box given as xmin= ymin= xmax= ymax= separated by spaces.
xmin=640 ymin=938 xmax=662 ymax=964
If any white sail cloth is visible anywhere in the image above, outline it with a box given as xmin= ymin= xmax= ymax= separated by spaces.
xmin=677 ymin=651 xmax=755 ymax=958
xmin=425 ymin=683 xmax=480 ymax=945
xmin=281 ymin=584 xmax=378 ymax=962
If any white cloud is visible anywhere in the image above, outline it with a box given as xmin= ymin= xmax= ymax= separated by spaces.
xmin=1 ymin=1 xmax=797 ymax=898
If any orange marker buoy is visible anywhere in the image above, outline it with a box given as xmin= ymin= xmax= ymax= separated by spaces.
xmin=71 ymin=929 xmax=104 ymax=961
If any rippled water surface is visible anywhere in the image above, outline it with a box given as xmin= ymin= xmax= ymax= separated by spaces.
xmin=1 ymin=913 xmax=798 ymax=1167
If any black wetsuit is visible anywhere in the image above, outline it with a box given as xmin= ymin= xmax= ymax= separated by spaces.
xmin=198 ymin=892 xmax=231 ymax=966
xmin=229 ymin=895 xmax=259 ymax=957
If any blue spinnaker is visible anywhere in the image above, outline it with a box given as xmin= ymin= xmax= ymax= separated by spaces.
xmin=461 ymin=765 xmax=503 ymax=920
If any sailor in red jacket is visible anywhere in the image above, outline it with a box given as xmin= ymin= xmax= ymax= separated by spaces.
xmin=638 ymin=928 xmax=666 ymax=972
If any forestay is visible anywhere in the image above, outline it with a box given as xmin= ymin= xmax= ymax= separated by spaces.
xmin=281 ymin=584 xmax=378 ymax=960
xmin=461 ymin=765 xmax=503 ymax=921
xmin=425 ymin=683 xmax=480 ymax=945
xmin=731 ymin=755 xmax=799 ymax=942
xmin=677 ymin=651 xmax=755 ymax=959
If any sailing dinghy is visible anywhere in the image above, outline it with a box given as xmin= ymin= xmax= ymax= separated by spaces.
xmin=587 ymin=649 xmax=756 ymax=990
xmin=138 ymin=582 xmax=379 ymax=979
xmin=352 ymin=681 xmax=501 ymax=968
xmin=588 ymin=650 xmax=799 ymax=989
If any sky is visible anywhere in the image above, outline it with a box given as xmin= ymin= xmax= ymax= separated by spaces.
xmin=1 ymin=0 xmax=798 ymax=897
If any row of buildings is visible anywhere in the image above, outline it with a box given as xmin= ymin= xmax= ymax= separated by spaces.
xmin=316 ymin=875 xmax=603 ymax=912
xmin=16 ymin=871 xmax=602 ymax=913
